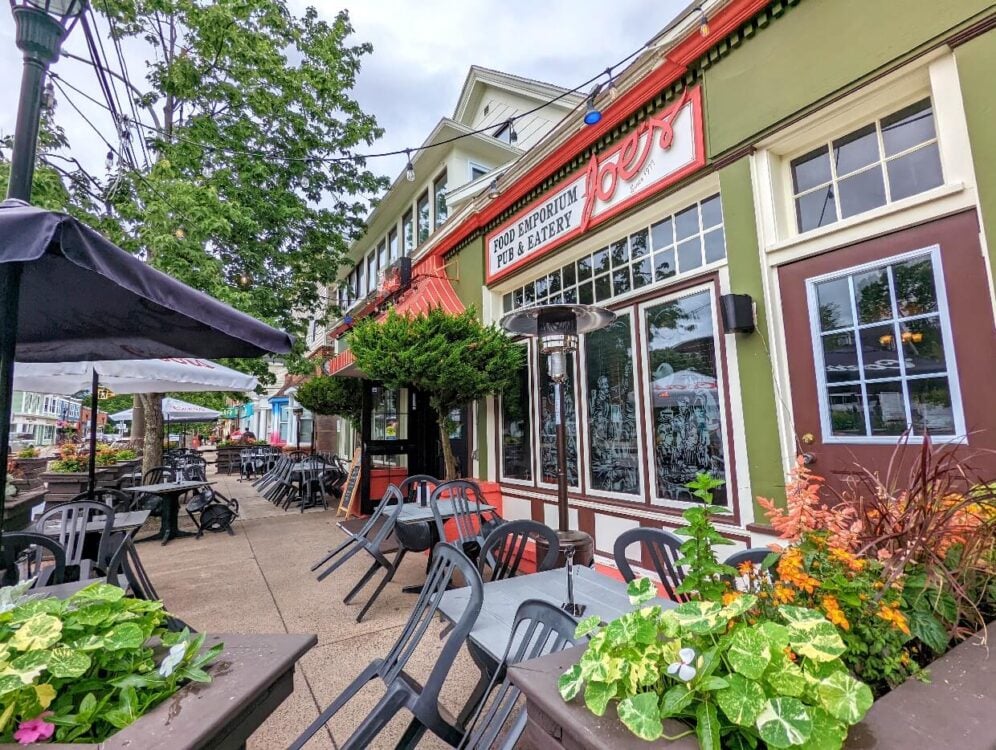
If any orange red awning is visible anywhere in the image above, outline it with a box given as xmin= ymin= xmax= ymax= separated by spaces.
xmin=379 ymin=255 xmax=464 ymax=320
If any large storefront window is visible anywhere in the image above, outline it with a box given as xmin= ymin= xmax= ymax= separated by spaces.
xmin=585 ymin=314 xmax=640 ymax=495
xmin=539 ymin=352 xmax=579 ymax=486
xmin=644 ymin=289 xmax=727 ymax=504
xmin=809 ymin=249 xmax=961 ymax=439
xmin=500 ymin=350 xmax=532 ymax=480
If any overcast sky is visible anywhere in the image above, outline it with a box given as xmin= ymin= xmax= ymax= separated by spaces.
xmin=0 ymin=1 xmax=686 ymax=190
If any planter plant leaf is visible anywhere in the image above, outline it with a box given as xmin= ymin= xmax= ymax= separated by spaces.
xmin=0 ymin=582 xmax=221 ymax=744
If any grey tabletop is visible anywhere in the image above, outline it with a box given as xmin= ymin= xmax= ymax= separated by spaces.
xmin=121 ymin=480 xmax=212 ymax=494
xmin=37 ymin=509 xmax=151 ymax=536
xmin=397 ymin=500 xmax=495 ymax=525
xmin=33 ymin=577 xmax=110 ymax=599
xmin=438 ymin=566 xmax=675 ymax=663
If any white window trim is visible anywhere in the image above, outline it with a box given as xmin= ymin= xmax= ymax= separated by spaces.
xmin=497 ymin=340 xmax=537 ymax=487
xmin=637 ymin=282 xmax=735 ymax=510
xmin=805 ymin=245 xmax=966 ymax=445
xmin=468 ymin=161 xmax=491 ymax=182
xmin=577 ymin=309 xmax=646 ymax=503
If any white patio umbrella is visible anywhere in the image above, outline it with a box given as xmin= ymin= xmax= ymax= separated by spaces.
xmin=109 ymin=396 xmax=224 ymax=424
xmin=13 ymin=359 xmax=253 ymax=495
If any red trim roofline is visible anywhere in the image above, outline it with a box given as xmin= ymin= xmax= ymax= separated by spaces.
xmin=425 ymin=0 xmax=769 ymax=265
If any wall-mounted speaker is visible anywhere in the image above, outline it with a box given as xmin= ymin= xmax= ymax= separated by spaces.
xmin=720 ymin=293 xmax=755 ymax=334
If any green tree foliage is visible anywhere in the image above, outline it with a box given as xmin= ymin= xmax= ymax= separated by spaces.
xmin=294 ymin=376 xmax=362 ymax=429
xmin=350 ymin=307 xmax=524 ymax=479
xmin=6 ymin=2 xmax=385 ymax=471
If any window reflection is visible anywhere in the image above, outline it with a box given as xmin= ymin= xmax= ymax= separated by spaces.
xmin=539 ymin=352 xmax=578 ymax=486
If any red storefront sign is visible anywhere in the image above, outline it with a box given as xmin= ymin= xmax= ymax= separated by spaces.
xmin=485 ymin=86 xmax=705 ymax=284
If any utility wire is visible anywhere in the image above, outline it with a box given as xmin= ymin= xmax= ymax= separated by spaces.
xmin=99 ymin=0 xmax=152 ymax=168
xmin=53 ymin=40 xmax=650 ymax=166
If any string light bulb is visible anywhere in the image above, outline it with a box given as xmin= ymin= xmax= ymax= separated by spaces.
xmin=583 ymin=83 xmax=604 ymax=126
xmin=237 ymin=272 xmax=251 ymax=288
xmin=694 ymin=6 xmax=710 ymax=36
xmin=174 ymin=227 xmax=185 ymax=240
xmin=104 ymin=149 xmax=115 ymax=172
xmin=508 ymin=120 xmax=519 ymax=145
xmin=41 ymin=80 xmax=56 ymax=112
xmin=488 ymin=178 xmax=499 ymax=199
xmin=606 ymin=68 xmax=618 ymax=101
xmin=404 ymin=149 xmax=416 ymax=182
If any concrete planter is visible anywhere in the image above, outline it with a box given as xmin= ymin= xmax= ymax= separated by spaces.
xmin=510 ymin=623 xmax=995 ymax=750
xmin=4 ymin=487 xmax=46 ymax=530
xmin=0 ymin=633 xmax=316 ymax=749
xmin=10 ymin=457 xmax=48 ymax=487
xmin=41 ymin=470 xmax=112 ymax=502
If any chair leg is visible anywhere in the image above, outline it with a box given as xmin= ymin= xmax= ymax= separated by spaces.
xmin=395 ymin=716 xmax=428 ymax=750
xmin=287 ymin=660 xmax=382 ymax=750
xmin=315 ymin=542 xmax=364 ymax=583
xmin=340 ymin=685 xmax=410 ymax=750
xmin=355 ymin=559 xmax=401 ymax=623
xmin=456 ymin=666 xmax=492 ymax=727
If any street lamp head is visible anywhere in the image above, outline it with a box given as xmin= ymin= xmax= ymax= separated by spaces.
xmin=10 ymin=0 xmax=87 ymax=63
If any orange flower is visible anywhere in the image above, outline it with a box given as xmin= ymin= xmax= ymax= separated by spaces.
xmin=829 ymin=546 xmax=866 ymax=572
xmin=783 ymin=646 xmax=797 ymax=662
xmin=877 ymin=604 xmax=911 ymax=635
xmin=722 ymin=590 xmax=742 ymax=606
xmin=821 ymin=595 xmax=850 ymax=631
xmin=777 ymin=549 xmax=820 ymax=593
xmin=774 ymin=584 xmax=796 ymax=604
xmin=738 ymin=561 xmax=756 ymax=577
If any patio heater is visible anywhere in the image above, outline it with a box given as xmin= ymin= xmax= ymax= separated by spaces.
xmin=501 ymin=304 xmax=616 ymax=565
xmin=1 ymin=0 xmax=87 ymax=515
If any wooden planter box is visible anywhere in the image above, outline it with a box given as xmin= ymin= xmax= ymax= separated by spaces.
xmin=3 ymin=487 xmax=46 ymax=530
xmin=510 ymin=623 xmax=995 ymax=750
xmin=41 ymin=470 xmax=112 ymax=502
xmin=0 ymin=633 xmax=316 ymax=749
xmin=11 ymin=457 xmax=48 ymax=486
xmin=215 ymin=446 xmax=243 ymax=474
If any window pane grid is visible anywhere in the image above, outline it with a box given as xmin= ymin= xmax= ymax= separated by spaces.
xmin=813 ymin=253 xmax=957 ymax=438
xmin=504 ymin=194 xmax=725 ymax=312
xmin=791 ymin=99 xmax=941 ymax=233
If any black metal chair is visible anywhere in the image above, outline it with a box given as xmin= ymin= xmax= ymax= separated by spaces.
xmin=33 ymin=500 xmax=115 ymax=582
xmin=70 ymin=488 xmax=136 ymax=513
xmin=458 ymin=599 xmax=587 ymax=750
xmin=134 ymin=466 xmax=176 ymax=516
xmin=184 ymin=486 xmax=240 ymax=537
xmin=290 ymin=543 xmax=484 ymax=750
xmin=312 ymin=486 xmax=406 ymax=622
xmin=723 ymin=547 xmax=779 ymax=588
xmin=0 ymin=532 xmax=66 ymax=587
xmin=613 ymin=526 xmax=687 ymax=601
xmin=399 ymin=474 xmax=440 ymax=505
xmin=478 ymin=519 xmax=561 ymax=582
xmin=430 ymin=479 xmax=490 ymax=563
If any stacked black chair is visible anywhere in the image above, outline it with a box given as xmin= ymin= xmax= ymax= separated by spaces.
xmin=290 ymin=543 xmax=484 ymax=750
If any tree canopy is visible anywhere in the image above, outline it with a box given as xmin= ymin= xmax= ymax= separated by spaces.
xmin=350 ymin=307 xmax=523 ymax=479
xmin=294 ymin=375 xmax=362 ymax=429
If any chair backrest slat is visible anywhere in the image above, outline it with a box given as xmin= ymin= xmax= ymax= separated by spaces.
xmin=478 ymin=520 xmax=560 ymax=582
xmin=1 ymin=532 xmax=67 ymax=588
xmin=398 ymin=474 xmax=440 ymax=506
xmin=33 ymin=501 xmax=115 ymax=571
xmin=613 ymin=527 xmax=686 ymax=601
xmin=430 ymin=480 xmax=486 ymax=548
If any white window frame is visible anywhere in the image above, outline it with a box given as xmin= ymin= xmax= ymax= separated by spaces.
xmin=469 ymin=162 xmax=490 ymax=182
xmin=578 ymin=309 xmax=645 ymax=503
xmin=497 ymin=342 xmax=537 ymax=487
xmin=805 ymin=245 xmax=965 ymax=445
xmin=638 ymin=282 xmax=733 ymax=509
xmin=786 ymin=97 xmax=943 ymax=236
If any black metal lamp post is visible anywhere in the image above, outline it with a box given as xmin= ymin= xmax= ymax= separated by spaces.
xmin=1 ymin=0 xmax=86 ymax=535
xmin=501 ymin=304 xmax=616 ymax=565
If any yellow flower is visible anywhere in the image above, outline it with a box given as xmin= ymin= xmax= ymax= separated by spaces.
xmin=821 ymin=595 xmax=850 ymax=631
xmin=877 ymin=604 xmax=911 ymax=635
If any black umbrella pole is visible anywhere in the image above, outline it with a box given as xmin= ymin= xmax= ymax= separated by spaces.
xmin=87 ymin=370 xmax=99 ymax=498
xmin=0 ymin=264 xmax=23 ymax=536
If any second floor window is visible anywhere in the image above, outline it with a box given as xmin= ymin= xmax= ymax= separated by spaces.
xmin=790 ymin=98 xmax=943 ymax=234
xmin=388 ymin=228 xmax=399 ymax=262
xmin=402 ymin=210 xmax=414 ymax=255
xmin=377 ymin=240 xmax=387 ymax=274
xmin=366 ymin=253 xmax=377 ymax=294
xmin=417 ymin=191 xmax=430 ymax=245
xmin=434 ymin=171 xmax=448 ymax=228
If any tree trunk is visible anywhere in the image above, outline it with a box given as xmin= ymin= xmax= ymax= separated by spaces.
xmin=132 ymin=394 xmax=145 ymax=446
xmin=139 ymin=393 xmax=163 ymax=478
xmin=438 ymin=420 xmax=458 ymax=480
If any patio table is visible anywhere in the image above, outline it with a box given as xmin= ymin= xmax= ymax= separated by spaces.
xmin=438 ymin=566 xmax=676 ymax=664
xmin=36 ymin=509 xmax=150 ymax=538
xmin=122 ymin=480 xmax=212 ymax=546
xmin=397 ymin=500 xmax=494 ymax=525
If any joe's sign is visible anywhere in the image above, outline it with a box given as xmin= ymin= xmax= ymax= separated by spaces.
xmin=486 ymin=86 xmax=704 ymax=283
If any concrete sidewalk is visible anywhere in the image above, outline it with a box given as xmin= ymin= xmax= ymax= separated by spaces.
xmin=137 ymin=468 xmax=480 ymax=749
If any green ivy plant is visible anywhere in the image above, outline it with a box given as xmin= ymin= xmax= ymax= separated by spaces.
xmin=0 ymin=582 xmax=221 ymax=743
xmin=559 ymin=579 xmax=873 ymax=749
xmin=675 ymin=473 xmax=736 ymax=602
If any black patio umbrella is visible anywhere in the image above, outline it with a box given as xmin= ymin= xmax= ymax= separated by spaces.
xmin=0 ymin=199 xmax=294 ymax=530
